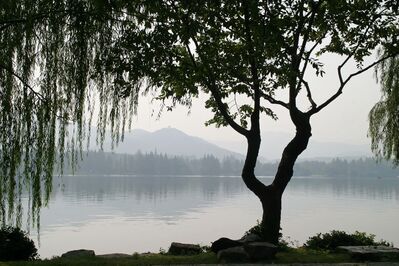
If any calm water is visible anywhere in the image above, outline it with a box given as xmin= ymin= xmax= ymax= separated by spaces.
xmin=31 ymin=175 xmax=399 ymax=258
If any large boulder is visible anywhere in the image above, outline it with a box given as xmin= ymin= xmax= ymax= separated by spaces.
xmin=211 ymin=237 xmax=242 ymax=253
xmin=244 ymin=242 xmax=278 ymax=260
xmin=212 ymin=235 xmax=277 ymax=262
xmin=217 ymin=246 xmax=250 ymax=263
xmin=61 ymin=249 xmax=95 ymax=258
xmin=168 ymin=242 xmax=201 ymax=255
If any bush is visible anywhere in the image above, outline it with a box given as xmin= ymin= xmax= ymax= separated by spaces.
xmin=304 ymin=230 xmax=391 ymax=250
xmin=246 ymin=221 xmax=293 ymax=250
xmin=246 ymin=220 xmax=264 ymax=238
xmin=0 ymin=226 xmax=38 ymax=261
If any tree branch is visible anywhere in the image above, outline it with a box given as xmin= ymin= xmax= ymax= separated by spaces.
xmin=307 ymin=4 xmax=386 ymax=115
xmin=0 ymin=7 xmax=135 ymax=33
xmin=291 ymin=0 xmax=306 ymax=64
xmin=0 ymin=63 xmax=72 ymax=121
xmin=297 ymin=2 xmax=320 ymax=67
xmin=243 ymin=0 xmax=261 ymax=130
xmin=295 ymin=4 xmax=327 ymax=95
xmin=289 ymin=0 xmax=307 ymax=107
xmin=0 ymin=18 xmax=30 ymax=32
xmin=295 ymin=31 xmax=326 ymax=96
xmin=260 ymin=92 xmax=289 ymax=109
xmin=0 ymin=63 xmax=47 ymax=104
xmin=309 ymin=54 xmax=396 ymax=115
xmin=301 ymin=79 xmax=317 ymax=109
xmin=338 ymin=6 xmax=385 ymax=84
xmin=185 ymin=43 xmax=197 ymax=68
xmin=188 ymin=38 xmax=249 ymax=137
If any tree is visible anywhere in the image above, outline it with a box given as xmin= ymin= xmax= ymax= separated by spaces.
xmin=1 ymin=0 xmax=399 ymax=244
xmin=0 ymin=0 xmax=139 ymax=227
xmin=369 ymin=52 xmax=399 ymax=166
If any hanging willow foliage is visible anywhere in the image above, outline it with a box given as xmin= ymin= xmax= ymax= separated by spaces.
xmin=369 ymin=52 xmax=399 ymax=166
xmin=0 ymin=0 xmax=140 ymax=228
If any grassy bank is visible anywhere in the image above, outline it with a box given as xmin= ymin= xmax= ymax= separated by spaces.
xmin=0 ymin=248 xmax=357 ymax=266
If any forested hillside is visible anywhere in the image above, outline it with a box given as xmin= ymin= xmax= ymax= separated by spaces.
xmin=64 ymin=151 xmax=399 ymax=178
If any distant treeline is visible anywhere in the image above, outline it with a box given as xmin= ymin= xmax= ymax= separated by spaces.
xmin=63 ymin=151 xmax=399 ymax=178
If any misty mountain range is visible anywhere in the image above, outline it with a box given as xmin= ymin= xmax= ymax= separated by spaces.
xmin=100 ymin=127 xmax=243 ymax=159
xmin=95 ymin=127 xmax=372 ymax=161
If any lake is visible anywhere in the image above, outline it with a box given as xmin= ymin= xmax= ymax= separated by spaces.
xmin=31 ymin=175 xmax=399 ymax=258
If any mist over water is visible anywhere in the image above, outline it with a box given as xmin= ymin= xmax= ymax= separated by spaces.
xmin=31 ymin=175 xmax=399 ymax=258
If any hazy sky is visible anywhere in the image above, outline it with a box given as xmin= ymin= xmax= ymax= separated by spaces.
xmin=131 ymin=54 xmax=382 ymax=146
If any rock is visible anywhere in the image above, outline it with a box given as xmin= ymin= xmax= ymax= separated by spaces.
xmin=238 ymin=233 xmax=262 ymax=243
xmin=61 ymin=249 xmax=95 ymax=258
xmin=338 ymin=246 xmax=399 ymax=261
xmin=211 ymin=237 xmax=242 ymax=253
xmin=244 ymin=242 xmax=278 ymax=260
xmin=217 ymin=246 xmax=250 ymax=263
xmin=168 ymin=242 xmax=201 ymax=255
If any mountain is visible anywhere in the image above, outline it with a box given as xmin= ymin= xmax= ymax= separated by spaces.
xmin=99 ymin=127 xmax=243 ymax=159
xmin=93 ymin=127 xmax=371 ymax=161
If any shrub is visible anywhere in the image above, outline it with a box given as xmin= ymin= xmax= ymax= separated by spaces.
xmin=246 ymin=221 xmax=293 ymax=250
xmin=246 ymin=220 xmax=264 ymax=237
xmin=0 ymin=226 xmax=38 ymax=261
xmin=304 ymin=230 xmax=391 ymax=250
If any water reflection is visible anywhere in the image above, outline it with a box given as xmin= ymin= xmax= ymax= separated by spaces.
xmin=53 ymin=175 xmax=399 ymax=203
xmin=285 ymin=176 xmax=399 ymax=201
xmin=34 ymin=175 xmax=398 ymax=258
xmin=52 ymin=175 xmax=247 ymax=201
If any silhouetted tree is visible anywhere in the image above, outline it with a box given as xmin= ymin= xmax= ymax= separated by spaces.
xmin=1 ymin=1 xmax=399 ymax=243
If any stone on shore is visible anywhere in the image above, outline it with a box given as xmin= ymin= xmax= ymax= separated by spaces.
xmin=211 ymin=237 xmax=242 ymax=253
xmin=338 ymin=246 xmax=399 ymax=261
xmin=244 ymin=242 xmax=278 ymax=260
xmin=168 ymin=242 xmax=201 ymax=255
xmin=238 ymin=233 xmax=262 ymax=243
xmin=61 ymin=249 xmax=95 ymax=258
xmin=96 ymin=253 xmax=132 ymax=258
xmin=217 ymin=246 xmax=250 ymax=263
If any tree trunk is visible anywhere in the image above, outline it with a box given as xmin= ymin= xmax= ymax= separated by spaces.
xmin=241 ymin=110 xmax=311 ymax=244
xmin=259 ymin=185 xmax=282 ymax=243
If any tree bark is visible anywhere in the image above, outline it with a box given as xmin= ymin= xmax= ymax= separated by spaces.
xmin=241 ymin=110 xmax=311 ymax=244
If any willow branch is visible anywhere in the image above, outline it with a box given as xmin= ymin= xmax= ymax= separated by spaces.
xmin=0 ymin=63 xmax=47 ymax=103
xmin=0 ymin=63 xmax=73 ymax=121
